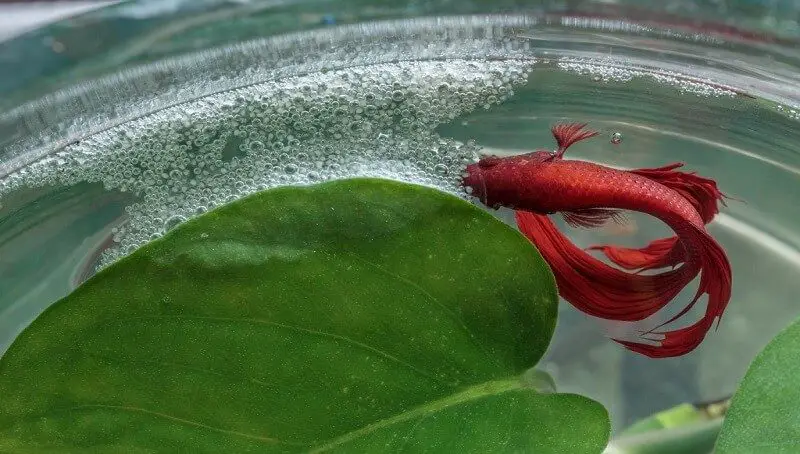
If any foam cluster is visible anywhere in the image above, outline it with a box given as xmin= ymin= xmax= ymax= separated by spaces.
xmin=0 ymin=59 xmax=533 ymax=266
xmin=558 ymin=57 xmax=737 ymax=98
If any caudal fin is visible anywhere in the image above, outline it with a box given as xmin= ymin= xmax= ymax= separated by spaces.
xmin=516 ymin=211 xmax=731 ymax=357
xmin=613 ymin=224 xmax=732 ymax=358
xmin=515 ymin=210 xmax=696 ymax=322
xmin=588 ymin=163 xmax=728 ymax=271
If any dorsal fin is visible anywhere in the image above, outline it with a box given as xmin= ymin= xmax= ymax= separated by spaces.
xmin=561 ymin=208 xmax=626 ymax=229
xmin=628 ymin=162 xmax=736 ymax=224
xmin=551 ymin=123 xmax=600 ymax=158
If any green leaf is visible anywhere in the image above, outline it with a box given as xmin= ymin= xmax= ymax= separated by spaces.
xmin=620 ymin=404 xmax=706 ymax=437
xmin=716 ymin=317 xmax=800 ymax=453
xmin=0 ymin=178 xmax=609 ymax=453
xmin=611 ymin=402 xmax=724 ymax=454
xmin=609 ymin=419 xmax=722 ymax=454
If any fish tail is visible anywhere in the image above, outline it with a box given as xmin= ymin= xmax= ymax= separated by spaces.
xmin=587 ymin=237 xmax=684 ymax=271
xmin=515 ymin=210 xmax=696 ymax=322
xmin=613 ymin=224 xmax=732 ymax=358
xmin=517 ymin=211 xmax=731 ymax=357
xmin=551 ymin=123 xmax=599 ymax=158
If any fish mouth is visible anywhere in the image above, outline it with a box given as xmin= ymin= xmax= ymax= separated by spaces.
xmin=462 ymin=164 xmax=488 ymax=205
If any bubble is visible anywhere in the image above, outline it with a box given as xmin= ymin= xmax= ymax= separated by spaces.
xmin=164 ymin=215 xmax=187 ymax=231
xmin=611 ymin=132 xmax=622 ymax=144
xmin=249 ymin=140 xmax=265 ymax=153
xmin=1 ymin=52 xmax=535 ymax=268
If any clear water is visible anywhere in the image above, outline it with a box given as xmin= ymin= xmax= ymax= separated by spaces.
xmin=2 ymin=12 xmax=800 ymax=436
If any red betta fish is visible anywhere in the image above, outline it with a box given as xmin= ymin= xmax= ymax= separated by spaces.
xmin=462 ymin=123 xmax=732 ymax=358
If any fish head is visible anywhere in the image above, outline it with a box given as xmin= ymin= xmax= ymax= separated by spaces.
xmin=462 ymin=158 xmax=493 ymax=205
xmin=462 ymin=150 xmax=554 ymax=208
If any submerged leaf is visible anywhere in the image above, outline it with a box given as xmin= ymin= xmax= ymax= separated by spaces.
xmin=611 ymin=402 xmax=724 ymax=454
xmin=716 ymin=317 xmax=800 ymax=453
xmin=0 ymin=178 xmax=609 ymax=453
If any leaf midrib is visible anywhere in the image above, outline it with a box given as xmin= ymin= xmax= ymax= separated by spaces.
xmin=309 ymin=377 xmax=524 ymax=453
xmin=2 ymin=377 xmax=525 ymax=451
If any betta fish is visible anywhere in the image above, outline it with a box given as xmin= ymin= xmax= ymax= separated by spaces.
xmin=462 ymin=123 xmax=732 ymax=358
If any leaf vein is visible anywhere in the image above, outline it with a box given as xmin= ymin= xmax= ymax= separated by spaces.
xmin=102 ymin=315 xmax=446 ymax=386
xmin=343 ymin=251 xmax=497 ymax=366
xmin=88 ymin=352 xmax=271 ymax=389
xmin=68 ymin=404 xmax=300 ymax=446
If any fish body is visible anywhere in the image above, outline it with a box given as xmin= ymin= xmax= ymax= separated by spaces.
xmin=462 ymin=123 xmax=732 ymax=358
xmin=467 ymin=157 xmax=704 ymax=228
